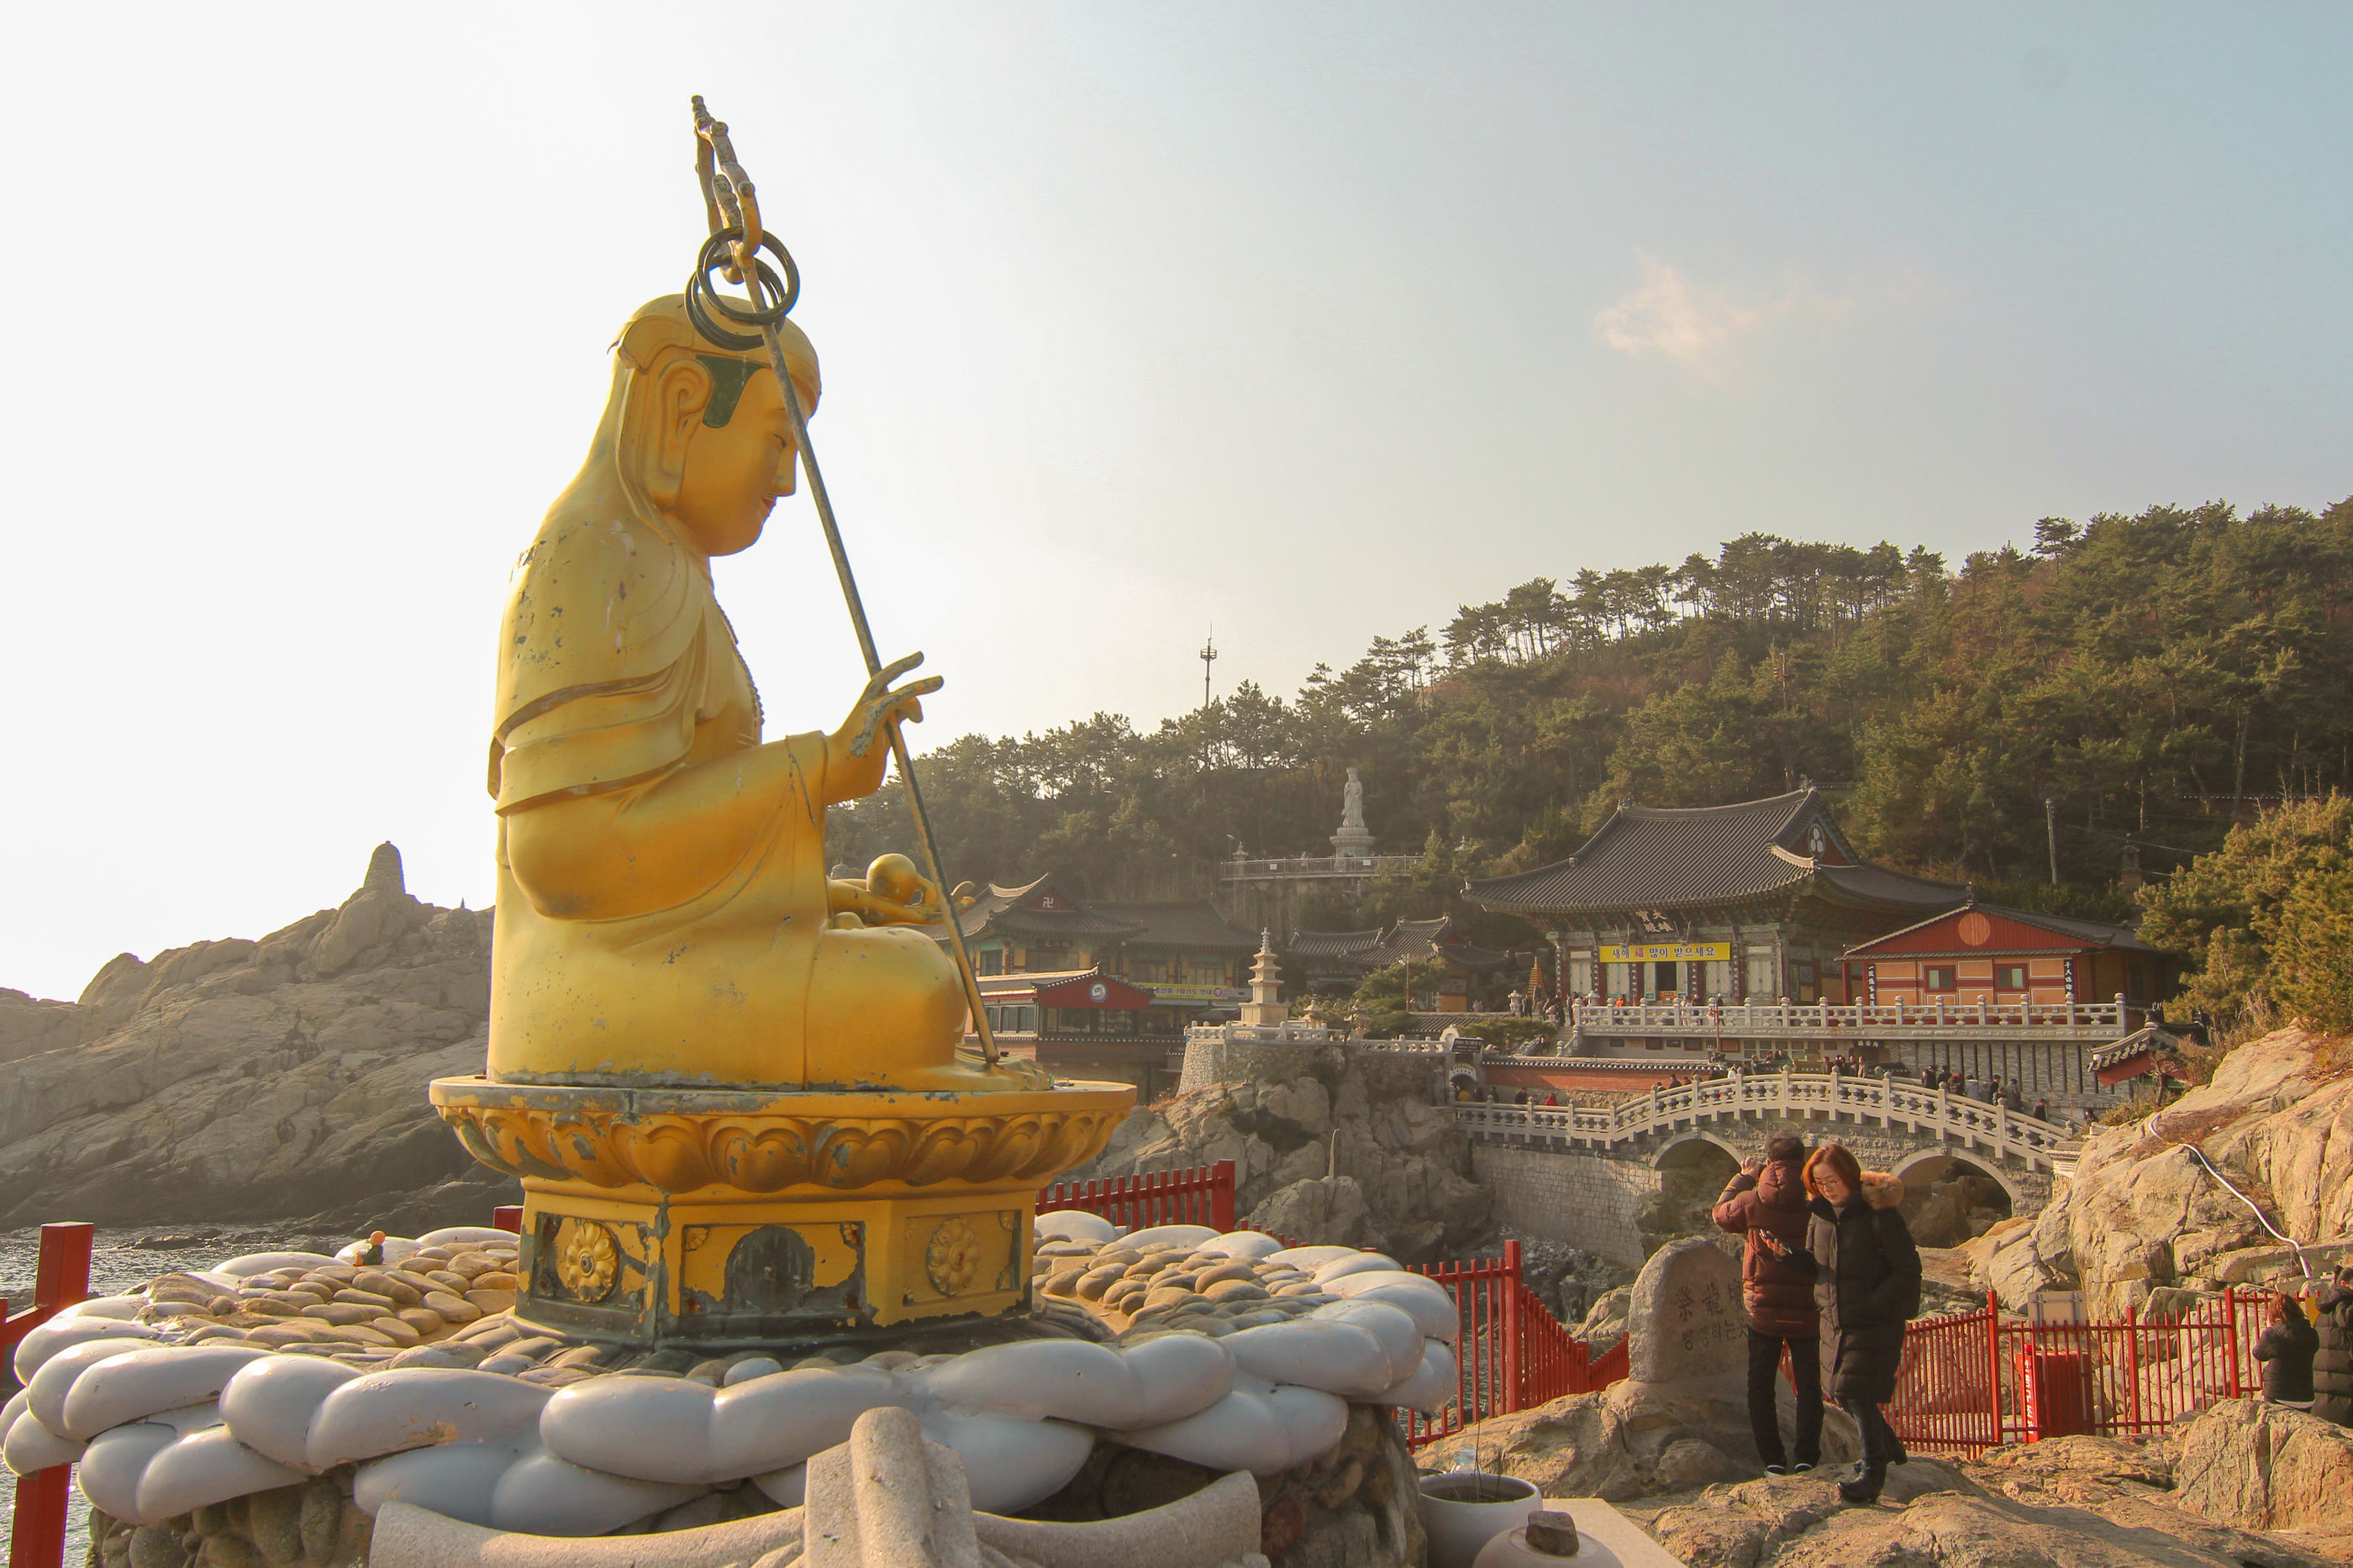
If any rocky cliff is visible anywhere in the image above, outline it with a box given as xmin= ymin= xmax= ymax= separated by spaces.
xmin=1978 ymin=1025 xmax=2353 ymax=1313
xmin=0 ymin=845 xmax=513 ymax=1233
xmin=1065 ymin=1044 xmax=1490 ymax=1264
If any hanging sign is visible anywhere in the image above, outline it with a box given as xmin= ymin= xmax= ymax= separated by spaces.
xmin=1599 ymin=942 xmax=1730 ymax=963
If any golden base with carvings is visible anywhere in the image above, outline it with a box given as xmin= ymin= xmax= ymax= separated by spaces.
xmin=428 ymin=1076 xmax=1134 ymax=1346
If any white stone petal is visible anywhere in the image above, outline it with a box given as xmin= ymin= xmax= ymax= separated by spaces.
xmin=136 ymin=1428 xmax=306 ymax=1521
xmin=488 ymin=1450 xmax=704 ymax=1537
xmin=1034 ymin=1210 xmax=1120 ymax=1244
xmin=212 ymin=1252 xmax=340 ymax=1278
xmin=918 ymin=1410 xmax=1094 ymax=1513
xmin=1320 ymin=1272 xmax=1461 ymax=1340
xmin=61 ymin=1346 xmax=272 ymax=1440
xmin=220 ymin=1355 xmax=361 ymax=1471
xmin=1311 ymin=1253 xmax=1402 ymax=1284
xmin=750 ymin=1461 xmax=806 ymax=1508
xmin=1263 ymin=1384 xmax=1350 ymax=1467
xmin=5 ymin=1410 xmax=84 ymax=1475
xmin=13 ymin=1318 xmax=161 ymax=1383
xmin=1221 ymin=1319 xmax=1393 ymax=1399
xmin=708 ymin=1366 xmax=909 ymax=1478
xmin=417 ymin=1228 xmax=519 ymax=1247
xmin=76 ymin=1423 xmax=178 ymax=1528
xmin=1119 ymin=1331 xmax=1237 ymax=1425
xmin=1120 ymin=1381 xmax=1324 ymax=1477
xmin=1265 ymin=1245 xmax=1361 ymax=1269
xmin=721 ymin=1357 xmax=782 ymax=1387
xmin=26 ymin=1339 xmax=165 ymax=1436
xmin=355 ymin=1440 xmax=532 ymax=1523
xmin=1 ymin=1392 xmax=25 ymax=1430
xmin=921 ymin=1340 xmax=1140 ymax=1427
xmin=1119 ymin=1224 xmax=1221 ymax=1252
xmin=308 ymin=1369 xmax=551 ymax=1470
xmin=1375 ymin=1339 xmax=1459 ymax=1414
xmin=1197 ymin=1231 xmax=1286 ymax=1260
xmin=539 ymin=1375 xmax=713 ymax=1483
xmin=1308 ymin=1300 xmax=1424 ymax=1385
xmin=55 ymin=1297 xmax=149 ymax=1323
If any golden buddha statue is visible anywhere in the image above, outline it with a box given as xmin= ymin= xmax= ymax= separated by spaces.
xmin=486 ymin=295 xmax=1020 ymax=1095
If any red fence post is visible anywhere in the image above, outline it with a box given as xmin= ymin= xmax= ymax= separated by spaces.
xmin=492 ymin=1206 xmax=524 ymax=1234
xmin=1985 ymin=1292 xmax=2003 ymax=1450
xmin=9 ymin=1222 xmax=92 ymax=1568
xmin=2224 ymin=1288 xmax=2241 ymax=1402
xmin=1502 ymin=1240 xmax=1524 ymax=1412
xmin=1209 ymin=1160 xmax=1236 ymax=1234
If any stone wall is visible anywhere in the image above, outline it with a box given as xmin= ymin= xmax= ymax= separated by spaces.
xmin=1472 ymin=1144 xmax=1656 ymax=1265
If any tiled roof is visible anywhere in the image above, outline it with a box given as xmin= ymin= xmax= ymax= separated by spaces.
xmin=1462 ymin=788 xmax=1968 ymax=916
xmin=946 ymin=879 xmax=1254 ymax=950
xmin=1290 ymin=918 xmax=1515 ymax=972
xmin=1290 ymin=929 xmax=1386 ymax=960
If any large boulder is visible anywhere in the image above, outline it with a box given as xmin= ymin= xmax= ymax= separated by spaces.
xmin=1068 ymin=1048 xmax=1488 ymax=1263
xmin=2171 ymin=1398 xmax=2353 ymax=1539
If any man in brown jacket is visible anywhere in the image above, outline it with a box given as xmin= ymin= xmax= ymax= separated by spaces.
xmin=1713 ymin=1134 xmax=1823 ymax=1473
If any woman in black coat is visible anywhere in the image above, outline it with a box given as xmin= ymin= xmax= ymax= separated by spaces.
xmin=1764 ymin=1141 xmax=1921 ymax=1505
xmin=2253 ymin=1293 xmax=2319 ymax=1407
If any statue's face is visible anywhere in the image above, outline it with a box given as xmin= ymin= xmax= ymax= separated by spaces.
xmin=672 ymin=365 xmax=800 ymax=556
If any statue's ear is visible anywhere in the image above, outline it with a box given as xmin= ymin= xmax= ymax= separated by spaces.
xmin=646 ymin=355 xmax=714 ymax=500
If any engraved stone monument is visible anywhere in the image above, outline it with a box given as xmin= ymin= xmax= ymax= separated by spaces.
xmin=1626 ymin=1236 xmax=1747 ymax=1386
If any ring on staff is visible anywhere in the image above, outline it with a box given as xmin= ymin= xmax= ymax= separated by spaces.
xmin=687 ymin=228 xmax=800 ymax=350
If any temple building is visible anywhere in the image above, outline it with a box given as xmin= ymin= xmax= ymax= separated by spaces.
xmin=1461 ymin=787 xmax=1970 ymax=1005
xmin=1287 ymin=916 xmax=1519 ymax=1009
xmin=1841 ymin=902 xmax=2178 ymax=1013
xmin=943 ymin=874 xmax=1259 ymax=1097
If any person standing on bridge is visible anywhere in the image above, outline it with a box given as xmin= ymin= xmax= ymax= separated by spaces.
xmin=1713 ymin=1134 xmax=1823 ymax=1476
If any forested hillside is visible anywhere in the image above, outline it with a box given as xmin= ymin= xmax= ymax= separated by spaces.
xmin=829 ymin=500 xmax=2353 ymax=945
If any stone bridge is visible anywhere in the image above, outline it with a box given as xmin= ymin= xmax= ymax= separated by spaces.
xmin=1450 ymin=1070 xmax=2075 ymax=1267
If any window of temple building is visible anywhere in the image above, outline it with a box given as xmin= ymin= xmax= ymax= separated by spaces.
xmin=1130 ymin=959 xmax=1169 ymax=983
xmin=1924 ymin=966 xmax=1957 ymax=991
xmin=1996 ymin=963 xmax=2027 ymax=990
xmin=1744 ymin=949 xmax=1776 ymax=998
xmin=977 ymin=949 xmax=1003 ymax=976
xmin=1192 ymin=960 xmax=1229 ymax=985
xmin=1567 ymin=955 xmax=1593 ymax=995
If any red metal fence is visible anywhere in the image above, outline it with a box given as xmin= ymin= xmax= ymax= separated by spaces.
xmin=1038 ymin=1160 xmax=1238 ymax=1235
xmin=1893 ymin=1288 xmax=2287 ymax=1455
xmin=1038 ymin=1170 xmax=1627 ymax=1445
xmin=5 ymin=1223 xmax=92 ymax=1568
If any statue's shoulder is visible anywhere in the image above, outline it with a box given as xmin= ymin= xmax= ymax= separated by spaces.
xmin=497 ymin=512 xmax=710 ymax=724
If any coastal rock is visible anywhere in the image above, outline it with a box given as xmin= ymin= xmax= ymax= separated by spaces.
xmin=0 ymin=846 xmax=511 ymax=1229
xmin=2171 ymin=1398 xmax=2353 ymax=1539
xmin=1069 ymin=1050 xmax=1487 ymax=1263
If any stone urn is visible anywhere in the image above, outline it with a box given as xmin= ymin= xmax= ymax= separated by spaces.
xmin=1419 ymin=1471 xmax=1540 ymax=1568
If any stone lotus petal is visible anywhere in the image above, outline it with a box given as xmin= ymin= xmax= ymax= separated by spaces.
xmin=1308 ymin=1301 xmax=1424 ymax=1386
xmin=1122 ymin=1225 xmax=1222 ymax=1252
xmin=1034 ymin=1209 xmax=1119 ymax=1245
xmin=308 ymin=1369 xmax=552 ymax=1470
xmin=55 ymin=1296 xmax=150 ymax=1323
xmin=488 ymin=1449 xmax=705 ymax=1537
xmin=539 ymin=1376 xmax=714 ymax=1483
xmin=1320 ymin=1271 xmax=1461 ymax=1340
xmin=75 ymin=1423 xmax=179 ymax=1527
xmin=917 ymin=1408 xmax=1094 ymax=1513
xmin=61 ymin=1345 xmax=274 ymax=1440
xmin=1311 ymin=1252 xmax=1402 ymax=1285
xmin=916 ymin=1338 xmax=1229 ymax=1430
xmin=1219 ymin=1319 xmax=1395 ymax=1400
xmin=1196 ymin=1231 xmax=1286 ymax=1260
xmin=26 ymin=1339 xmax=166 ymax=1435
xmin=13 ymin=1317 xmax=160 ymax=1383
xmin=1112 ymin=1334 xmax=1238 ymax=1427
xmin=355 ymin=1439 xmax=534 ymax=1523
xmin=135 ymin=1426 xmax=306 ymax=1521
xmin=1119 ymin=1375 xmax=1350 ymax=1476
xmin=5 ymin=1409 xmax=85 ymax=1475
xmin=710 ymin=1121 xmax=817 ymax=1190
xmin=811 ymin=1123 xmax=911 ymax=1189
xmin=219 ymin=1355 xmax=364 ymax=1471
xmin=416 ymin=1228 xmax=519 ymax=1248
xmin=607 ymin=1118 xmax=717 ymax=1192
xmin=750 ymin=1460 xmax=806 ymax=1508
xmin=707 ymin=1365 xmax=910 ymax=1478
xmin=1375 ymin=1339 xmax=1458 ymax=1414
xmin=1266 ymin=1245 xmax=1361 ymax=1269
xmin=213 ymin=1252 xmax=340 ymax=1278
xmin=1 ymin=1392 xmax=24 ymax=1431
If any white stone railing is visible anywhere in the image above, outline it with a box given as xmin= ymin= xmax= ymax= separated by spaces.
xmin=1447 ymin=1068 xmax=2082 ymax=1173
xmin=1218 ymin=854 xmax=1421 ymax=879
xmin=1567 ymin=996 xmax=2140 ymax=1039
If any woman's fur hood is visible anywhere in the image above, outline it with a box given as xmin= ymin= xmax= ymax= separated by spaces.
xmin=1810 ymin=1169 xmax=1905 ymax=1216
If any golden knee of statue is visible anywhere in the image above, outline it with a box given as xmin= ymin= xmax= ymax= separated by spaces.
xmin=483 ymin=295 xmax=1029 ymax=1095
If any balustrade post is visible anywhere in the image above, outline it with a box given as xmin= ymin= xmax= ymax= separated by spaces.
xmin=1977 ymin=998 xmax=1988 ymax=1025
xmin=2114 ymin=994 xmax=2129 ymax=1037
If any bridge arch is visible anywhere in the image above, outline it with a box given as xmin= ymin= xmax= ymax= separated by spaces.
xmin=1892 ymin=1150 xmax=2020 ymax=1247
xmin=1650 ymin=1132 xmax=1746 ymax=1172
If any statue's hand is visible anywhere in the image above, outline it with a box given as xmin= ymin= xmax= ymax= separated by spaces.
xmin=836 ymin=653 xmax=944 ymax=760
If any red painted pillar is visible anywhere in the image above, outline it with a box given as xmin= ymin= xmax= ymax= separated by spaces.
xmin=10 ymin=1222 xmax=92 ymax=1568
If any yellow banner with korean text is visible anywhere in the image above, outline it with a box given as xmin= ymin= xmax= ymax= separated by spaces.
xmin=1599 ymin=942 xmax=1731 ymax=963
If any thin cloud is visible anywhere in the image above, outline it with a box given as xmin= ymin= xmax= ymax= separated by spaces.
xmin=1595 ymin=255 xmax=1892 ymax=381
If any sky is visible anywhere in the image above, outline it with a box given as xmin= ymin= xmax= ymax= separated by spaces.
xmin=3 ymin=3 xmax=2349 ymax=1002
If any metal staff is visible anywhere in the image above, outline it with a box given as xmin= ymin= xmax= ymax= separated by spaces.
xmin=687 ymin=95 xmax=1000 ymax=1066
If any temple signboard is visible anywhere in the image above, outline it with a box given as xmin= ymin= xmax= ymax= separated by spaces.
xmin=1599 ymin=942 xmax=1731 ymax=964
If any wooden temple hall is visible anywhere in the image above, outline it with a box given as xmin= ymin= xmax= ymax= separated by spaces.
xmin=1462 ymin=787 xmax=2178 ymax=1102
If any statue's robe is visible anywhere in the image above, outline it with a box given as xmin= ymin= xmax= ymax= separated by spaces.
xmin=487 ymin=510 xmax=961 ymax=1088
